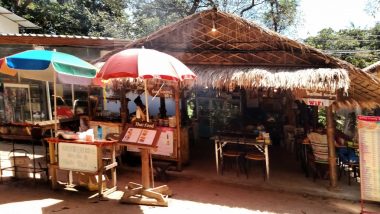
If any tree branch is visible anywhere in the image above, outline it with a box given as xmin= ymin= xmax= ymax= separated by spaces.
xmin=240 ymin=0 xmax=256 ymax=16
xmin=187 ymin=0 xmax=201 ymax=15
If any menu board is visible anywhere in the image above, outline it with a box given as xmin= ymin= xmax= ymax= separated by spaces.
xmin=151 ymin=129 xmax=174 ymax=157
xmin=121 ymin=126 xmax=160 ymax=149
xmin=357 ymin=116 xmax=380 ymax=202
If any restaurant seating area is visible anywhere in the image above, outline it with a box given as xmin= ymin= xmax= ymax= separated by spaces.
xmin=183 ymin=137 xmax=362 ymax=201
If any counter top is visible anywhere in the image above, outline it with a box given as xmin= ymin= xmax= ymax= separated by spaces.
xmin=45 ymin=137 xmax=117 ymax=146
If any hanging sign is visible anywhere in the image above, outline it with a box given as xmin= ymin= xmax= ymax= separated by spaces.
xmin=357 ymin=116 xmax=380 ymax=202
xmin=147 ymin=84 xmax=174 ymax=98
xmin=302 ymin=98 xmax=334 ymax=107
xmin=305 ymin=90 xmax=337 ymax=99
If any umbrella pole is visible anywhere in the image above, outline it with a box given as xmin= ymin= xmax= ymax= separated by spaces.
xmin=71 ymin=84 xmax=75 ymax=113
xmin=144 ymin=79 xmax=149 ymax=122
xmin=46 ymin=81 xmax=52 ymax=121
xmin=53 ymin=67 xmax=57 ymax=134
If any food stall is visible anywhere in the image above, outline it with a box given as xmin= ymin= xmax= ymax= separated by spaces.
xmin=88 ymin=80 xmax=190 ymax=170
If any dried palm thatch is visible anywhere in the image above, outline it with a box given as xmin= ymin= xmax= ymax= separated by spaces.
xmin=364 ymin=61 xmax=380 ymax=75
xmin=93 ymin=9 xmax=380 ymax=109
xmin=191 ymin=65 xmax=349 ymax=93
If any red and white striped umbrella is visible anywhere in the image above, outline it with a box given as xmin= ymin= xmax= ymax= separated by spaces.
xmin=96 ymin=48 xmax=196 ymax=81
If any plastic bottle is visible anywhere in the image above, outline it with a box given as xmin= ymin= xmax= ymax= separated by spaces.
xmin=97 ymin=125 xmax=103 ymax=140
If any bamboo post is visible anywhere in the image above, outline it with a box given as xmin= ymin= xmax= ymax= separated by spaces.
xmin=120 ymin=87 xmax=127 ymax=126
xmin=175 ymin=82 xmax=182 ymax=170
xmin=326 ymin=105 xmax=338 ymax=188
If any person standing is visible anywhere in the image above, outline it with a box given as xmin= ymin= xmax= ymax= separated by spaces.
xmin=134 ymin=96 xmax=147 ymax=121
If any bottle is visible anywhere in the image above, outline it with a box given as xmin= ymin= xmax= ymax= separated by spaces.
xmin=97 ymin=125 xmax=103 ymax=140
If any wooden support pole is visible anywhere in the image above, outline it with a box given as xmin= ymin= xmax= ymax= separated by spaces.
xmin=326 ymin=105 xmax=338 ymax=188
xmin=120 ymin=87 xmax=127 ymax=127
xmin=175 ymin=82 xmax=182 ymax=170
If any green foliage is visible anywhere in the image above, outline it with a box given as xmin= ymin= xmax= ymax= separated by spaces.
xmin=304 ymin=24 xmax=380 ymax=68
xmin=1 ymin=0 xmax=300 ymax=39
xmin=129 ymin=0 xmax=300 ymax=37
xmin=0 ymin=0 xmax=132 ymax=38
xmin=318 ymin=108 xmax=345 ymax=132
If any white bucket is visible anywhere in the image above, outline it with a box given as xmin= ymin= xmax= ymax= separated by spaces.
xmin=169 ymin=117 xmax=176 ymax=127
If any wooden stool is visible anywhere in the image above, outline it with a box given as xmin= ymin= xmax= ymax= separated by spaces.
xmin=244 ymin=152 xmax=266 ymax=180
xmin=221 ymin=150 xmax=243 ymax=177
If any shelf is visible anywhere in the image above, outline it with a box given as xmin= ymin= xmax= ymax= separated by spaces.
xmin=196 ymin=94 xmax=242 ymax=138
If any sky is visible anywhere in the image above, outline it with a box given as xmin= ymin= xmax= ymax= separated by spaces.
xmin=297 ymin=0 xmax=380 ymax=39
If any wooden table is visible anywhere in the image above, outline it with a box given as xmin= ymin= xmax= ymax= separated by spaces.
xmin=212 ymin=134 xmax=271 ymax=179
xmin=45 ymin=138 xmax=118 ymax=198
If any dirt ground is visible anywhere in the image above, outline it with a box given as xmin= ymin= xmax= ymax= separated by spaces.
xmin=1 ymin=140 xmax=380 ymax=213
xmin=0 ymin=169 xmax=379 ymax=214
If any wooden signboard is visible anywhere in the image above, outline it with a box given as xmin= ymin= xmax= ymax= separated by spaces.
xmin=302 ymin=90 xmax=336 ymax=107
xmin=302 ymin=98 xmax=334 ymax=107
xmin=147 ymin=84 xmax=174 ymax=98
xmin=58 ymin=142 xmax=98 ymax=173
xmin=305 ymin=90 xmax=336 ymax=99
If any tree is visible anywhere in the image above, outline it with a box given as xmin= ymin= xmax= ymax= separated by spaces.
xmin=304 ymin=24 xmax=380 ymax=68
xmin=365 ymin=0 xmax=380 ymax=17
xmin=1 ymin=0 xmax=300 ymax=39
xmin=0 ymin=0 xmax=132 ymax=38
xmin=128 ymin=0 xmax=300 ymax=38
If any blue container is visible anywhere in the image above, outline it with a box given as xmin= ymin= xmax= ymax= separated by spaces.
xmin=97 ymin=125 xmax=103 ymax=139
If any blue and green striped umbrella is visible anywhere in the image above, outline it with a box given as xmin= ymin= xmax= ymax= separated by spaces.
xmin=0 ymin=50 xmax=97 ymax=85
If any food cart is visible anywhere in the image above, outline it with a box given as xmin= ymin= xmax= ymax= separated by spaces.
xmin=88 ymin=80 xmax=190 ymax=170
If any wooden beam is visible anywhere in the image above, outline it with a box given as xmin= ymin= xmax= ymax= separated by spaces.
xmin=0 ymin=35 xmax=129 ymax=48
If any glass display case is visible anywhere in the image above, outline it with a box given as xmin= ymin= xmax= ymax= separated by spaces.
xmin=2 ymin=83 xmax=32 ymax=123
xmin=196 ymin=89 xmax=242 ymax=137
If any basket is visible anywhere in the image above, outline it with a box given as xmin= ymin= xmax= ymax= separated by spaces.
xmin=9 ymin=149 xmax=31 ymax=178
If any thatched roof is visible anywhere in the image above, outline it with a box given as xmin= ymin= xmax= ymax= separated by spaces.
xmin=364 ymin=61 xmax=380 ymax=75
xmin=94 ymin=9 xmax=380 ymax=109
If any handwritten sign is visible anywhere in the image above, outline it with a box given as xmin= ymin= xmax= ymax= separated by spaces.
xmin=148 ymin=85 xmax=174 ymax=98
xmin=58 ymin=143 xmax=98 ymax=173
xmin=305 ymin=90 xmax=336 ymax=99
xmin=134 ymin=121 xmax=155 ymax=129
xmin=358 ymin=116 xmax=380 ymax=202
